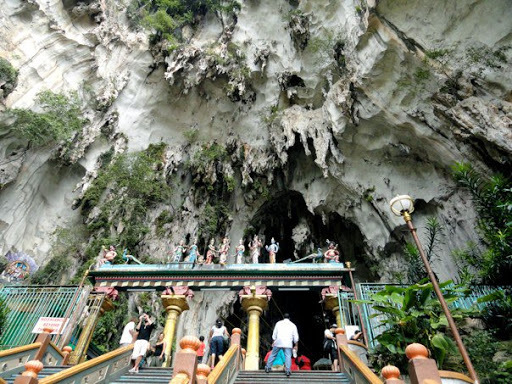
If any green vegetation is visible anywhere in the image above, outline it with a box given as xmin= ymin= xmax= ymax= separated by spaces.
xmin=74 ymin=143 xmax=171 ymax=277
xmin=414 ymin=67 xmax=431 ymax=82
xmin=0 ymin=295 xmax=9 ymax=337
xmin=127 ymin=0 xmax=240 ymax=49
xmin=402 ymin=217 xmax=443 ymax=284
xmin=155 ymin=209 xmax=174 ymax=236
xmin=183 ymin=127 xmax=199 ymax=143
xmin=9 ymin=91 xmax=86 ymax=147
xmin=92 ymin=294 xmax=128 ymax=353
xmin=363 ymin=186 xmax=375 ymax=203
xmin=30 ymin=227 xmax=86 ymax=285
xmin=425 ymin=48 xmax=450 ymax=61
xmin=467 ymin=45 xmax=509 ymax=70
xmin=0 ymin=57 xmax=18 ymax=98
xmin=360 ymin=280 xmax=467 ymax=372
xmin=452 ymin=162 xmax=512 ymax=285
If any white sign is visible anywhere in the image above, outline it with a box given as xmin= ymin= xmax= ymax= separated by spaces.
xmin=31 ymin=317 xmax=69 ymax=334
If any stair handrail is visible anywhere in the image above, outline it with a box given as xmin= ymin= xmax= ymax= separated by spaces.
xmin=207 ymin=328 xmax=242 ymax=384
xmin=0 ymin=343 xmax=41 ymax=379
xmin=37 ymin=344 xmax=134 ymax=384
xmin=335 ymin=328 xmax=383 ymax=384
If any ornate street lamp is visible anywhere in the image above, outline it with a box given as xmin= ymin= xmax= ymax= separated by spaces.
xmin=390 ymin=195 xmax=479 ymax=384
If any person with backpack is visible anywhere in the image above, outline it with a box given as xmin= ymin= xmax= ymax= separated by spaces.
xmin=323 ymin=323 xmax=339 ymax=371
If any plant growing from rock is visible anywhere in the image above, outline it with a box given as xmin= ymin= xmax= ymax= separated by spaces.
xmin=8 ymin=91 xmax=86 ymax=147
xmin=0 ymin=57 xmax=18 ymax=101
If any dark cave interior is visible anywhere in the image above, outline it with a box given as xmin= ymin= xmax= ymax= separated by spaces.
xmin=224 ymin=289 xmax=337 ymax=368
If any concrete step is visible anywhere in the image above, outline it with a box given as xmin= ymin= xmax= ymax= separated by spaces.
xmin=234 ymin=371 xmax=351 ymax=383
xmin=111 ymin=367 xmax=173 ymax=383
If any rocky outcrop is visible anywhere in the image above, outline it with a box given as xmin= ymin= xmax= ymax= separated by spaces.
xmin=0 ymin=0 xmax=510 ymax=287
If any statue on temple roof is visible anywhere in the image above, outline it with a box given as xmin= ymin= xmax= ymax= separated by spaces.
xmin=219 ymin=237 xmax=230 ymax=266
xmin=205 ymin=238 xmax=217 ymax=264
xmin=186 ymin=238 xmax=199 ymax=265
xmin=235 ymin=239 xmax=245 ymax=264
xmin=100 ymin=245 xmax=117 ymax=266
xmin=249 ymin=235 xmax=263 ymax=264
xmin=265 ymin=237 xmax=279 ymax=264
xmin=172 ymin=240 xmax=186 ymax=263
xmin=324 ymin=240 xmax=340 ymax=263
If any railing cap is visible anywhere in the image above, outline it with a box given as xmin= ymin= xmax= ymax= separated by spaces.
xmin=382 ymin=365 xmax=401 ymax=379
xmin=196 ymin=363 xmax=211 ymax=378
xmin=405 ymin=343 xmax=429 ymax=360
xmin=232 ymin=328 xmax=242 ymax=335
xmin=22 ymin=360 xmax=44 ymax=378
xmin=179 ymin=335 xmax=201 ymax=351
xmin=334 ymin=328 xmax=345 ymax=334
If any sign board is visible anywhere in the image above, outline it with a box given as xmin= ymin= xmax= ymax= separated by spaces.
xmin=31 ymin=317 xmax=69 ymax=334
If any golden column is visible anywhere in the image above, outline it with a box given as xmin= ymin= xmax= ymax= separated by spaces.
xmin=68 ymin=295 xmax=115 ymax=364
xmin=322 ymin=286 xmax=343 ymax=328
xmin=239 ymin=286 xmax=271 ymax=371
xmin=161 ymin=290 xmax=191 ymax=367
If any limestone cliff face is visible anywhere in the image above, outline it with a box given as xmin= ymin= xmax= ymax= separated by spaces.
xmin=0 ymin=0 xmax=511 ymax=291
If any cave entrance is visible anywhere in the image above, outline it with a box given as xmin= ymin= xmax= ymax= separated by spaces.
xmin=260 ymin=289 xmax=334 ymax=368
xmin=224 ymin=289 xmax=335 ymax=368
xmin=248 ymin=191 xmax=366 ymax=264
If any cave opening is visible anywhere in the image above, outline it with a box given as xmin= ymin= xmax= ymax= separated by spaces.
xmin=224 ymin=289 xmax=336 ymax=368
xmin=248 ymin=192 xmax=366 ymax=264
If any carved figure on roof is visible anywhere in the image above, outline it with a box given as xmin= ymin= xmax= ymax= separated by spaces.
xmin=186 ymin=239 xmax=199 ymax=265
xmin=265 ymin=237 xmax=279 ymax=264
xmin=99 ymin=245 xmax=117 ymax=266
xmin=235 ymin=239 xmax=245 ymax=264
xmin=205 ymin=238 xmax=217 ymax=264
xmin=172 ymin=240 xmax=186 ymax=263
xmin=324 ymin=241 xmax=340 ymax=263
xmin=219 ymin=237 xmax=230 ymax=266
xmin=94 ymin=286 xmax=119 ymax=301
xmin=249 ymin=235 xmax=263 ymax=264
xmin=320 ymin=285 xmax=350 ymax=300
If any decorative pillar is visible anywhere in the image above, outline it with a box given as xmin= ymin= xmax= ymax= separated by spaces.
xmin=406 ymin=343 xmax=441 ymax=384
xmin=161 ymin=286 xmax=194 ymax=367
xmin=171 ymin=336 xmax=200 ymax=382
xmin=322 ymin=286 xmax=342 ymax=327
xmin=196 ymin=364 xmax=211 ymax=384
xmin=68 ymin=295 xmax=115 ymax=364
xmin=13 ymin=360 xmax=43 ymax=384
xmin=239 ymin=286 xmax=271 ymax=371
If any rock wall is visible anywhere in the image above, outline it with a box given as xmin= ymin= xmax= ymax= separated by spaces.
xmin=0 ymin=1 xmax=511 ymax=293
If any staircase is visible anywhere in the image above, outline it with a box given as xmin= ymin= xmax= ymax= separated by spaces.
xmin=110 ymin=367 xmax=173 ymax=383
xmin=5 ymin=366 xmax=69 ymax=384
xmin=234 ymin=370 xmax=351 ymax=383
xmin=5 ymin=366 xmax=173 ymax=384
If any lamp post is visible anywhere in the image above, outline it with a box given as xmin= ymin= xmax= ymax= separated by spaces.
xmin=390 ymin=195 xmax=479 ymax=384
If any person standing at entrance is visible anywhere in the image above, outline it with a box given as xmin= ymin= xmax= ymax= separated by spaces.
xmin=323 ymin=323 xmax=339 ymax=371
xmin=265 ymin=313 xmax=299 ymax=377
xmin=129 ymin=313 xmax=155 ymax=373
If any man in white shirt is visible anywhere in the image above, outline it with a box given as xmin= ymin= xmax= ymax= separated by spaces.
xmin=265 ymin=313 xmax=299 ymax=377
xmin=120 ymin=317 xmax=137 ymax=347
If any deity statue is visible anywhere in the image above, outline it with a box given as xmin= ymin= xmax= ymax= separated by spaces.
xmin=265 ymin=237 xmax=280 ymax=264
xmin=219 ymin=237 xmax=230 ymax=266
xmin=324 ymin=240 xmax=340 ymax=263
xmin=249 ymin=235 xmax=263 ymax=264
xmin=235 ymin=239 xmax=245 ymax=264
xmin=205 ymin=239 xmax=217 ymax=264
xmin=186 ymin=238 xmax=199 ymax=265
xmin=100 ymin=245 xmax=117 ymax=266
xmin=172 ymin=240 xmax=186 ymax=263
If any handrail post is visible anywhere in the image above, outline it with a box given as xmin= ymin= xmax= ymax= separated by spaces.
xmin=61 ymin=346 xmax=73 ymax=365
xmin=171 ymin=336 xmax=201 ymax=383
xmin=334 ymin=328 xmax=348 ymax=373
xmin=406 ymin=343 xmax=441 ymax=384
xmin=33 ymin=329 xmax=53 ymax=362
xmin=382 ymin=365 xmax=405 ymax=384
xmin=14 ymin=360 xmax=43 ymax=384
xmin=195 ymin=364 xmax=211 ymax=384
